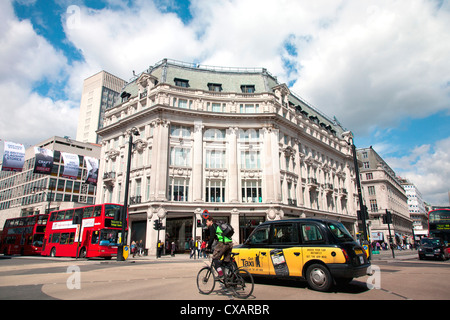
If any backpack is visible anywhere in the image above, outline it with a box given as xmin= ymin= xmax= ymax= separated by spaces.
xmin=217 ymin=222 xmax=234 ymax=239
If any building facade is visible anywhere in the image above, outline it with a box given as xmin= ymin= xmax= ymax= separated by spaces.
xmin=0 ymin=136 xmax=101 ymax=229
xmin=76 ymin=71 xmax=127 ymax=144
xmin=398 ymin=177 xmax=428 ymax=239
xmin=357 ymin=147 xmax=413 ymax=246
xmin=97 ymin=59 xmax=360 ymax=254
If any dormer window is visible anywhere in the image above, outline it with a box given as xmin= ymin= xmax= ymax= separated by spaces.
xmin=174 ymin=78 xmax=189 ymax=88
xmin=208 ymin=83 xmax=223 ymax=92
xmin=241 ymin=85 xmax=255 ymax=93
xmin=120 ymin=91 xmax=131 ymax=103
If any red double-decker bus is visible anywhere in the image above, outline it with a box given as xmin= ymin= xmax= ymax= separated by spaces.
xmin=41 ymin=203 xmax=126 ymax=259
xmin=428 ymin=208 xmax=450 ymax=244
xmin=1 ymin=214 xmax=48 ymax=255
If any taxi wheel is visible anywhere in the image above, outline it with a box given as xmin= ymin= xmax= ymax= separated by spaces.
xmin=306 ymin=264 xmax=332 ymax=292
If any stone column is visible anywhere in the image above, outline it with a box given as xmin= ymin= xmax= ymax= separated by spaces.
xmin=192 ymin=121 xmax=204 ymax=202
xmin=150 ymin=119 xmax=170 ymax=201
xmin=230 ymin=208 xmax=240 ymax=244
xmin=227 ymin=127 xmax=239 ymax=203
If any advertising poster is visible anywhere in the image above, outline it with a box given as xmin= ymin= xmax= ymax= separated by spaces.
xmin=33 ymin=147 xmax=54 ymax=174
xmin=1 ymin=141 xmax=25 ymax=172
xmin=84 ymin=156 xmax=99 ymax=185
xmin=61 ymin=152 xmax=79 ymax=179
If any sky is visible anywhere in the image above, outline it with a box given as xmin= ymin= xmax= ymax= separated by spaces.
xmin=0 ymin=0 xmax=449 ymax=206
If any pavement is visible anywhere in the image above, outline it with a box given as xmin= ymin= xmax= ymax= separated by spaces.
xmin=370 ymin=248 xmax=418 ymax=261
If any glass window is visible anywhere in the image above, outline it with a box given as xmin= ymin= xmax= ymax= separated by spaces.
xmin=65 ymin=209 xmax=74 ymax=221
xmin=105 ymin=205 xmax=121 ymax=218
xmin=272 ymin=223 xmax=299 ymax=244
xmin=301 ymin=224 xmax=325 ymax=244
xmin=170 ymin=147 xmax=191 ymax=167
xmin=83 ymin=206 xmax=94 ymax=218
xmin=247 ymin=225 xmax=270 ymax=245
xmin=51 ymin=233 xmax=61 ymax=244
xmin=327 ymin=222 xmax=354 ymax=242
xmin=94 ymin=205 xmax=102 ymax=217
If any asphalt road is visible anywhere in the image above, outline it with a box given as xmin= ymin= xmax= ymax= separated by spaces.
xmin=0 ymin=253 xmax=449 ymax=302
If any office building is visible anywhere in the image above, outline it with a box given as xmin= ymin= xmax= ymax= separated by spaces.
xmin=76 ymin=71 xmax=127 ymax=144
xmin=357 ymin=147 xmax=413 ymax=246
xmin=0 ymin=136 xmax=101 ymax=229
xmin=97 ymin=59 xmax=361 ymax=254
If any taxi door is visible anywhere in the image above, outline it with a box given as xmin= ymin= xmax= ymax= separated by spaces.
xmin=269 ymin=222 xmax=302 ymax=277
xmin=234 ymin=224 xmax=272 ymax=275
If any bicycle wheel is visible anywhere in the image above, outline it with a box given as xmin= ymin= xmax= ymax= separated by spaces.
xmin=197 ymin=266 xmax=216 ymax=294
xmin=229 ymin=268 xmax=254 ymax=299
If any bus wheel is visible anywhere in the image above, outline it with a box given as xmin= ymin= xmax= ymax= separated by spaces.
xmin=79 ymin=247 xmax=87 ymax=259
xmin=50 ymin=247 xmax=56 ymax=257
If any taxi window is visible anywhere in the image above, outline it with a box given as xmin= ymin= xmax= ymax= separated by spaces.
xmin=301 ymin=224 xmax=325 ymax=244
xmin=247 ymin=225 xmax=270 ymax=245
xmin=272 ymin=223 xmax=299 ymax=245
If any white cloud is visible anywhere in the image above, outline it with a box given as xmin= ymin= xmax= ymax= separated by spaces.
xmin=387 ymin=137 xmax=450 ymax=206
xmin=60 ymin=0 xmax=450 ymax=138
xmin=292 ymin=0 xmax=450 ymax=135
xmin=63 ymin=1 xmax=202 ymax=82
xmin=0 ymin=0 xmax=76 ymax=146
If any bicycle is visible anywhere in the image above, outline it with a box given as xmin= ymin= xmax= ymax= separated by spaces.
xmin=196 ymin=252 xmax=254 ymax=299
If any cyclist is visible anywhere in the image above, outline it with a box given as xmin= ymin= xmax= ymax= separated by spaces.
xmin=205 ymin=217 xmax=233 ymax=278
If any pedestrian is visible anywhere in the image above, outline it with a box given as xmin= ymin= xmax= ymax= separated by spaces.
xmin=189 ymin=237 xmax=195 ymax=259
xmin=171 ymin=241 xmax=176 ymax=256
xmin=197 ymin=238 xmax=202 ymax=258
xmin=131 ymin=240 xmax=136 ymax=257
xmin=138 ymin=240 xmax=144 ymax=256
xmin=157 ymin=240 xmax=163 ymax=258
xmin=201 ymin=240 xmax=207 ymax=258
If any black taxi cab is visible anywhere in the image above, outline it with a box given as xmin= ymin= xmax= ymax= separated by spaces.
xmin=232 ymin=218 xmax=371 ymax=292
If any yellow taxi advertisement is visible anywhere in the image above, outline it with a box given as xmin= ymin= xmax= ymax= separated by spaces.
xmin=233 ymin=218 xmax=370 ymax=292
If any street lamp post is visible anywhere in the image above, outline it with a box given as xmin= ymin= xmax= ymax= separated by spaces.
xmin=117 ymin=127 xmax=140 ymax=261
xmin=349 ymin=136 xmax=370 ymax=258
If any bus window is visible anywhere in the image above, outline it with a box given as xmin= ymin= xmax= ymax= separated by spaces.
xmin=83 ymin=206 xmax=94 ymax=218
xmin=60 ymin=233 xmax=70 ymax=244
xmin=65 ymin=210 xmax=74 ymax=221
xmin=68 ymin=232 xmax=75 ymax=245
xmin=75 ymin=208 xmax=83 ymax=220
xmin=92 ymin=230 xmax=99 ymax=244
xmin=56 ymin=211 xmax=65 ymax=221
xmin=51 ymin=233 xmax=61 ymax=244
xmin=94 ymin=206 xmax=102 ymax=217
xmin=105 ymin=205 xmax=121 ymax=218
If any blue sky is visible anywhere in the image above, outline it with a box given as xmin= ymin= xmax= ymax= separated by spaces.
xmin=1 ymin=0 xmax=450 ymax=205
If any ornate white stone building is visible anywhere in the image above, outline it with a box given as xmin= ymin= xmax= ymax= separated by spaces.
xmin=357 ymin=147 xmax=412 ymax=245
xmin=96 ymin=59 xmax=360 ymax=254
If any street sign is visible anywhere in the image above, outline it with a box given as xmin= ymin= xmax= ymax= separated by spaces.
xmin=123 ymin=245 xmax=129 ymax=260
xmin=202 ymin=209 xmax=210 ymax=219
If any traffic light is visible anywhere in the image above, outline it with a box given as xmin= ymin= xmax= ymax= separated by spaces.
xmin=383 ymin=210 xmax=392 ymax=224
xmin=153 ymin=220 xmax=159 ymax=230
xmin=197 ymin=219 xmax=202 ymax=228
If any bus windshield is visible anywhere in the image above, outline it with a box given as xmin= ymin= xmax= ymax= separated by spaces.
xmin=98 ymin=229 xmax=120 ymax=246
xmin=104 ymin=205 xmax=122 ymax=218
